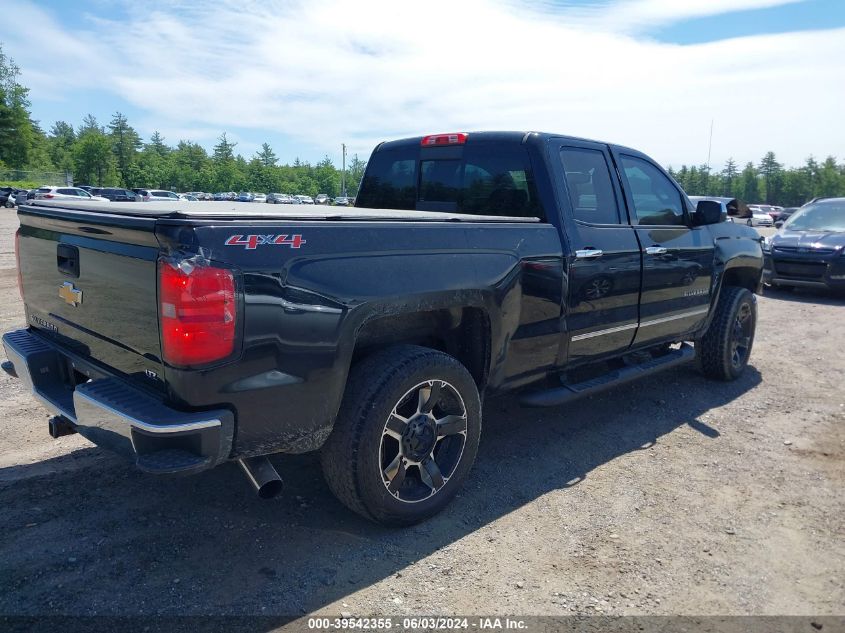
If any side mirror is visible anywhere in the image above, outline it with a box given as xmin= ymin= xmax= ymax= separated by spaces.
xmin=774 ymin=221 xmax=783 ymax=229
xmin=693 ymin=200 xmax=724 ymax=226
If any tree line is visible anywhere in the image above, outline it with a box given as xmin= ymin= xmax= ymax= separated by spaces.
xmin=668 ymin=152 xmax=845 ymax=207
xmin=0 ymin=43 xmax=365 ymax=196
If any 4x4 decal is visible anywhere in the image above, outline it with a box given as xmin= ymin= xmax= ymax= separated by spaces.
xmin=225 ymin=234 xmax=306 ymax=250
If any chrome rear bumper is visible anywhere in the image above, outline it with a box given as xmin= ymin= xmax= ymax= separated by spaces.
xmin=2 ymin=328 xmax=233 ymax=474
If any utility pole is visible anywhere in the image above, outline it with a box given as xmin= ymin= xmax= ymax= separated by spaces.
xmin=706 ymin=119 xmax=714 ymax=194
xmin=341 ymin=143 xmax=347 ymax=197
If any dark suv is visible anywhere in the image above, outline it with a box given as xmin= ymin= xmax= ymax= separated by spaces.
xmin=763 ymin=197 xmax=845 ymax=292
xmin=97 ymin=188 xmax=139 ymax=202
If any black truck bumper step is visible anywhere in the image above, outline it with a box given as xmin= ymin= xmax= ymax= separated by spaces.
xmin=519 ymin=343 xmax=695 ymax=407
xmin=136 ymin=449 xmax=212 ymax=475
xmin=2 ymin=328 xmax=233 ymax=475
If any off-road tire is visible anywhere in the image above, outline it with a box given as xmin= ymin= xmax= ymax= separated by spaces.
xmin=320 ymin=345 xmax=481 ymax=526
xmin=696 ymin=286 xmax=757 ymax=381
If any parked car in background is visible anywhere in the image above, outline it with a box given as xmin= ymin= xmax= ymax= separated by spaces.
xmin=763 ymin=197 xmax=845 ymax=292
xmin=332 ymin=196 xmax=350 ymax=206
xmin=15 ymin=189 xmax=35 ymax=206
xmin=1 ymin=187 xmax=16 ymax=208
xmin=98 ymin=188 xmax=139 ymax=202
xmin=295 ymin=195 xmax=314 ymax=204
xmin=252 ymin=193 xmax=267 ymax=203
xmin=136 ymin=189 xmax=180 ymax=202
xmin=237 ymin=192 xmax=254 ymax=202
xmin=745 ymin=206 xmax=774 ymax=227
xmin=315 ymin=194 xmax=329 ymax=205
xmin=34 ymin=186 xmax=109 ymax=202
xmin=774 ymin=207 xmax=800 ymax=227
xmin=212 ymin=192 xmax=226 ymax=201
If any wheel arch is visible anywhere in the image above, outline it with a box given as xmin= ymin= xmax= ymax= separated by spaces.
xmin=352 ymin=305 xmax=492 ymax=392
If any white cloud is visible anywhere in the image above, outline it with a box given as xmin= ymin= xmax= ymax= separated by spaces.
xmin=6 ymin=0 xmax=845 ymax=168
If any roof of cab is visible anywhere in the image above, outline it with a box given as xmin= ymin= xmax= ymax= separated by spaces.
xmin=372 ymin=130 xmax=642 ymax=157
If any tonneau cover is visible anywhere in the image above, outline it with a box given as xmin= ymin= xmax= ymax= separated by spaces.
xmin=25 ymin=199 xmax=540 ymax=223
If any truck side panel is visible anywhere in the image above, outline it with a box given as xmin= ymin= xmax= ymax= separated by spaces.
xmin=155 ymin=220 xmax=564 ymax=456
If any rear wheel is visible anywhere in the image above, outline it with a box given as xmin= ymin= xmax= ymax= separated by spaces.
xmin=321 ymin=345 xmax=481 ymax=525
xmin=696 ymin=286 xmax=757 ymax=381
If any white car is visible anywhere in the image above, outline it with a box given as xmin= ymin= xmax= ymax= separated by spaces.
xmin=252 ymin=193 xmax=267 ymax=203
xmin=295 ymin=195 xmax=314 ymax=204
xmin=34 ymin=186 xmax=109 ymax=202
xmin=745 ymin=208 xmax=774 ymax=227
xmin=137 ymin=189 xmax=180 ymax=202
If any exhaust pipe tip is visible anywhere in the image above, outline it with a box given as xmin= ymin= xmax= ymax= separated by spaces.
xmin=238 ymin=456 xmax=283 ymax=499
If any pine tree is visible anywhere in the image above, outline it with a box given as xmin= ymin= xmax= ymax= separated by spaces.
xmin=148 ymin=131 xmax=170 ymax=157
xmin=213 ymin=132 xmax=236 ymax=162
xmin=78 ymin=114 xmax=102 ymax=135
xmin=255 ymin=142 xmax=277 ymax=167
xmin=758 ymin=151 xmax=783 ymax=203
xmin=738 ymin=162 xmax=760 ymax=203
xmin=108 ymin=112 xmax=141 ymax=187
xmin=721 ymin=158 xmax=738 ymax=197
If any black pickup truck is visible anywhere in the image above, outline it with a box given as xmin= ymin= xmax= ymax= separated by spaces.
xmin=3 ymin=131 xmax=763 ymax=525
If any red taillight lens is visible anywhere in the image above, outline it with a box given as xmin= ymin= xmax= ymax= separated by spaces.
xmin=158 ymin=260 xmax=236 ymax=366
xmin=43 ymin=193 xmax=54 ymax=199
xmin=14 ymin=229 xmax=23 ymax=300
xmin=421 ymin=133 xmax=468 ymax=146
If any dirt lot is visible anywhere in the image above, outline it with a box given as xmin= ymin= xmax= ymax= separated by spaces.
xmin=0 ymin=211 xmax=843 ymax=622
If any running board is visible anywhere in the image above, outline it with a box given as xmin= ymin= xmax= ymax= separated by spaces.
xmin=519 ymin=343 xmax=695 ymax=408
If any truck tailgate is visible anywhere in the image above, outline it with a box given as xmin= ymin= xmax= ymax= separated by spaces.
xmin=17 ymin=206 xmax=164 ymax=386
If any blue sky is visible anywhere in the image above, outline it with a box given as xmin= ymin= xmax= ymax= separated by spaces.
xmin=4 ymin=0 xmax=845 ymax=168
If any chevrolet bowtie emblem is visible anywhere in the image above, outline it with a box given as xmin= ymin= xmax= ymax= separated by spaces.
xmin=59 ymin=282 xmax=83 ymax=307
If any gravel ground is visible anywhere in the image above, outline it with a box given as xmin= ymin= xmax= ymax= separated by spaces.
xmin=0 ymin=212 xmax=842 ymax=622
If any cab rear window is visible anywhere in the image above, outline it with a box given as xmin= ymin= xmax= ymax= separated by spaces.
xmin=357 ymin=142 xmax=544 ymax=220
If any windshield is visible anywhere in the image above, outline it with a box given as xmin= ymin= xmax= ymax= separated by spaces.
xmin=783 ymin=202 xmax=845 ymax=232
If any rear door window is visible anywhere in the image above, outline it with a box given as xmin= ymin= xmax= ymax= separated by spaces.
xmin=559 ymin=148 xmax=621 ymax=224
xmin=457 ymin=144 xmax=543 ymax=219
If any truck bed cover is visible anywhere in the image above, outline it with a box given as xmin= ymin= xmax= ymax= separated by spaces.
xmin=24 ymin=200 xmax=540 ymax=223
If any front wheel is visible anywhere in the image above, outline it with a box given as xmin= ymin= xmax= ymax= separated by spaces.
xmin=321 ymin=345 xmax=481 ymax=525
xmin=746 ymin=219 xmax=753 ymax=226
xmin=695 ymin=286 xmax=757 ymax=380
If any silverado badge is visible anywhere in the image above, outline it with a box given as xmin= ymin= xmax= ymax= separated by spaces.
xmin=59 ymin=282 xmax=83 ymax=307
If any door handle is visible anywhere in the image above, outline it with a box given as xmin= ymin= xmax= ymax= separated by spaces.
xmin=57 ymin=244 xmax=80 ymax=277
xmin=645 ymin=246 xmax=668 ymax=255
xmin=575 ymin=249 xmax=603 ymax=259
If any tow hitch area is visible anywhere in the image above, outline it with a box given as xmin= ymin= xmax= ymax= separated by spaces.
xmin=48 ymin=415 xmax=77 ymax=438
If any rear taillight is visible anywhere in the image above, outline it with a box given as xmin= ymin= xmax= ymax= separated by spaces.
xmin=158 ymin=259 xmax=236 ymax=366
xmin=421 ymin=133 xmax=468 ymax=146
xmin=43 ymin=193 xmax=54 ymax=199
xmin=14 ymin=229 xmax=23 ymax=300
